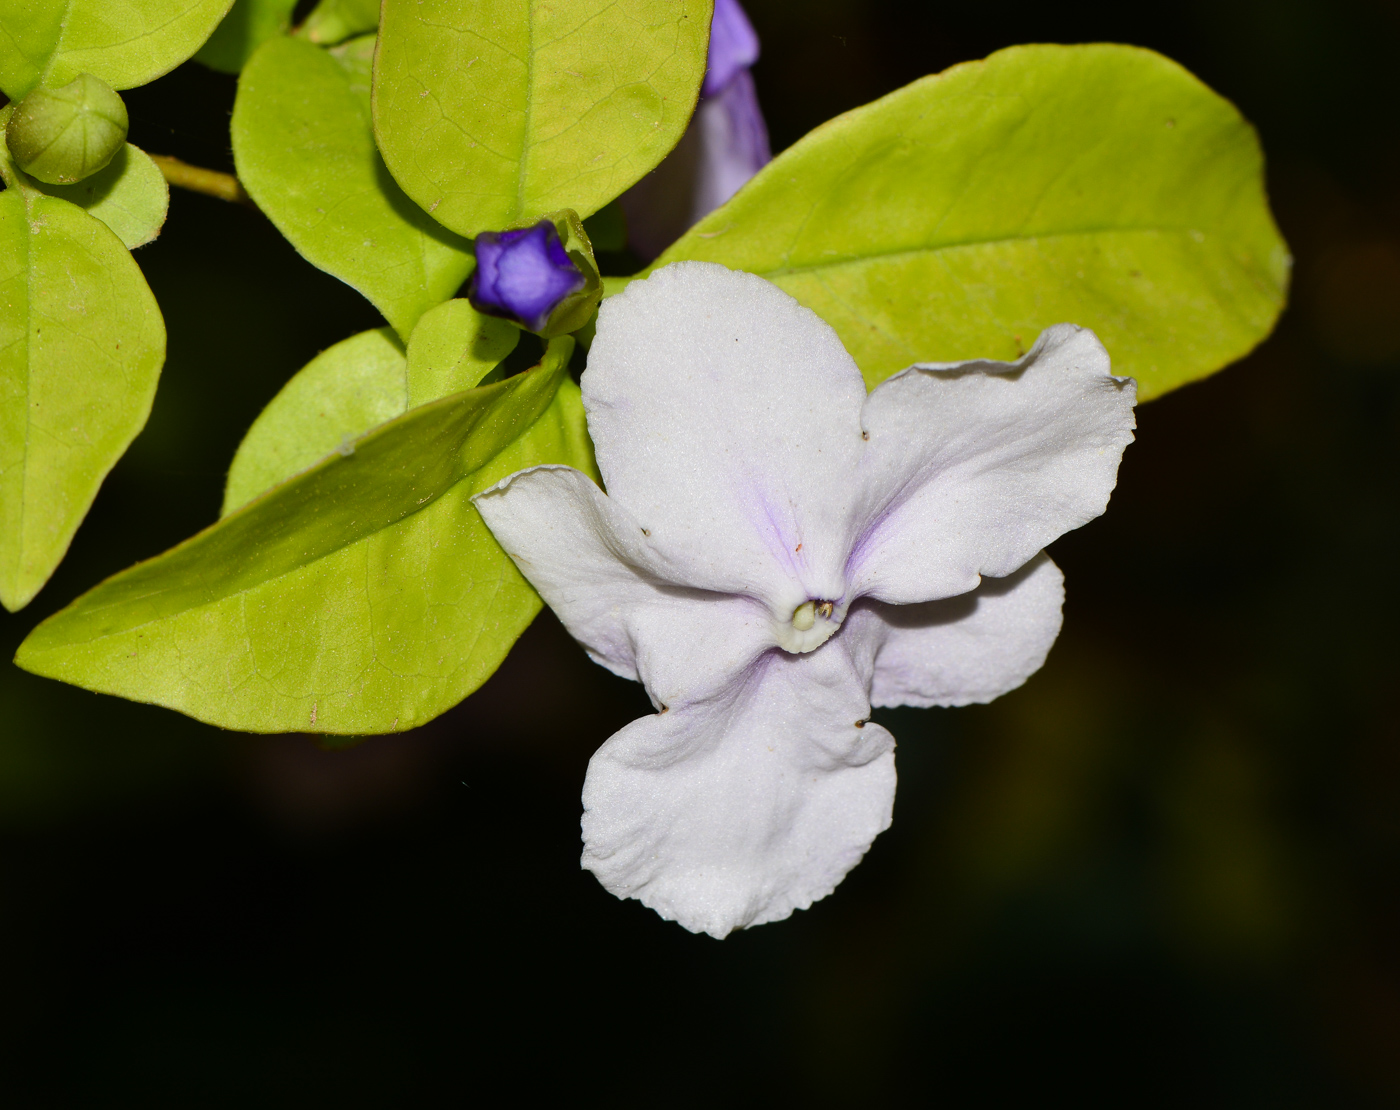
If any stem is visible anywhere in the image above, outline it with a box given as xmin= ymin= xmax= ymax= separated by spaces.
xmin=149 ymin=154 xmax=258 ymax=210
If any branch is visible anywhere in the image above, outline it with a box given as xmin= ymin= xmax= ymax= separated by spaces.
xmin=149 ymin=154 xmax=258 ymax=210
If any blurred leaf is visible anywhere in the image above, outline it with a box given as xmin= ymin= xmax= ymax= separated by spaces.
xmin=373 ymin=0 xmax=712 ymax=238
xmin=16 ymin=338 xmax=596 ymax=735
xmin=223 ymin=327 xmax=407 ymax=515
xmin=0 ymin=0 xmax=236 ymax=98
xmin=0 ymin=188 xmax=165 ymax=612
xmin=651 ymin=44 xmax=1290 ymax=400
xmin=232 ymin=34 xmax=473 ymax=339
xmin=196 ymin=0 xmax=298 ymax=73
xmin=405 ymin=299 xmax=519 ymax=407
xmin=33 ymin=143 xmax=169 ymax=249
xmin=299 ymin=0 xmax=379 ymax=45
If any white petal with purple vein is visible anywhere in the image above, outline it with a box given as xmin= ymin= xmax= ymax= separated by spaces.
xmin=473 ymin=464 xmax=774 ymax=705
xmin=849 ymin=325 xmax=1136 ymax=605
xmin=584 ymin=263 xmax=868 ymax=617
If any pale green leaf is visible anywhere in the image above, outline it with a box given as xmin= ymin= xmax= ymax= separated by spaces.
xmin=0 ymin=0 xmax=236 ymax=99
xmin=16 ymin=338 xmax=598 ymax=734
xmin=233 ymin=33 xmax=474 ymax=339
xmin=651 ymin=44 xmax=1290 ymax=401
xmin=0 ymin=189 xmax=166 ymax=612
xmin=405 ymin=299 xmax=519 ymax=407
xmin=373 ymin=0 xmax=712 ymax=238
xmin=224 ymin=305 xmax=518 ymax=515
xmin=299 ymin=0 xmax=379 ymax=46
xmin=196 ymin=0 xmax=298 ymax=73
xmin=34 ymin=142 xmax=169 ymax=248
xmin=222 ymin=327 xmax=407 ymax=515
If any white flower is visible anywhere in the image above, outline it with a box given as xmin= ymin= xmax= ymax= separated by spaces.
xmin=474 ymin=262 xmax=1137 ymax=938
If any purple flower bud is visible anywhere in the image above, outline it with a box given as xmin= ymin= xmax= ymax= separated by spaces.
xmin=703 ymin=0 xmax=760 ymax=98
xmin=469 ymin=221 xmax=586 ymax=333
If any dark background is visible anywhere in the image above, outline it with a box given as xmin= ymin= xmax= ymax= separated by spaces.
xmin=3 ymin=0 xmax=1399 ymax=1103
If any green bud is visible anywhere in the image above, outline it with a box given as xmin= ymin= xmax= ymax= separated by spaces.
xmin=5 ymin=74 xmax=129 ymax=186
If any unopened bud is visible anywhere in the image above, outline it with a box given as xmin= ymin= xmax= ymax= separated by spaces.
xmin=467 ymin=211 xmax=602 ymax=337
xmin=6 ymin=74 xmax=129 ymax=185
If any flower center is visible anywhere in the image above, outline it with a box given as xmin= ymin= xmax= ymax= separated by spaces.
xmin=780 ymin=599 xmax=839 ymax=653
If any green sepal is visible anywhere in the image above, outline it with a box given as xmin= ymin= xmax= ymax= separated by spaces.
xmin=15 ymin=338 xmax=595 ymax=734
xmin=649 ymin=44 xmax=1290 ymax=401
xmin=536 ymin=209 xmax=604 ymax=338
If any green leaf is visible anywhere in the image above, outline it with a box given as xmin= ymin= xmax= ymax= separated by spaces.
xmin=224 ymin=306 xmax=518 ymax=516
xmin=196 ymin=0 xmax=298 ymax=74
xmin=650 ymin=44 xmax=1290 ymax=401
xmin=0 ymin=0 xmax=236 ymax=99
xmin=373 ymin=0 xmax=712 ymax=238
xmin=0 ymin=189 xmax=166 ymax=612
xmin=222 ymin=327 xmax=408 ymax=515
xmin=16 ymin=338 xmax=598 ymax=734
xmin=33 ymin=143 xmax=169 ymax=248
xmin=299 ymin=0 xmax=380 ymax=46
xmin=405 ymin=299 xmax=519 ymax=407
xmin=233 ymin=33 xmax=474 ymax=339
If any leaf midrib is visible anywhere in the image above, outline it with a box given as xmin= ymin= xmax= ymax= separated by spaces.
xmin=513 ymin=0 xmax=535 ymax=221
xmin=680 ymin=223 xmax=1263 ymax=282
xmin=28 ymin=357 xmax=568 ymax=645
xmin=44 ymin=0 xmax=217 ymax=87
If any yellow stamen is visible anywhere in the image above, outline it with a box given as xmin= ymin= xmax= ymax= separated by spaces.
xmin=792 ymin=600 xmax=816 ymax=631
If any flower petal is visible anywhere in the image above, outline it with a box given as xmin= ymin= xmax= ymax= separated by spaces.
xmin=619 ymin=68 xmax=771 ymax=262
xmin=703 ymin=0 xmax=761 ymax=97
xmin=849 ymin=324 xmax=1136 ymax=604
xmin=690 ymin=70 xmax=772 ymax=219
xmin=473 ymin=464 xmax=774 ymax=706
xmin=581 ymin=636 xmax=895 ymax=938
xmin=584 ymin=263 xmax=868 ymax=616
xmin=845 ymin=552 xmax=1065 ymax=708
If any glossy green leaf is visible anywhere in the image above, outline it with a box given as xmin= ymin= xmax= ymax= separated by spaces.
xmin=34 ymin=143 xmax=169 ymax=248
xmin=196 ymin=0 xmax=298 ymax=73
xmin=373 ymin=0 xmax=712 ymax=238
xmin=0 ymin=0 xmax=236 ymax=99
xmin=0 ymin=187 xmax=166 ymax=612
xmin=16 ymin=338 xmax=598 ymax=734
xmin=233 ymin=33 xmax=474 ymax=339
xmin=405 ymin=300 xmax=519 ymax=407
xmin=300 ymin=0 xmax=379 ymax=46
xmin=224 ymin=307 xmax=519 ymax=515
xmin=650 ymin=44 xmax=1290 ymax=401
xmin=223 ymin=327 xmax=407 ymax=515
